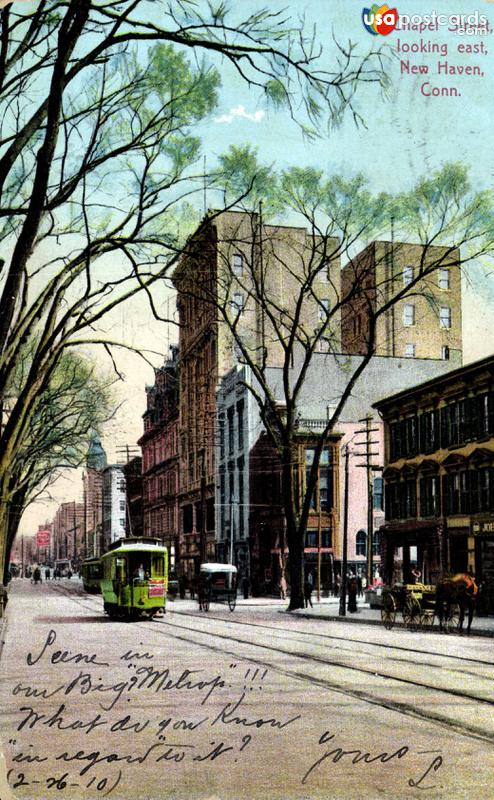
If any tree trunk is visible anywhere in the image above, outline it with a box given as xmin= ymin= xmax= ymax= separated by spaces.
xmin=287 ymin=514 xmax=305 ymax=610
xmin=280 ymin=449 xmax=305 ymax=610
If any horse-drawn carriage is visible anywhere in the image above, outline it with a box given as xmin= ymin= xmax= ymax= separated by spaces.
xmin=380 ymin=573 xmax=477 ymax=633
xmin=197 ymin=563 xmax=237 ymax=612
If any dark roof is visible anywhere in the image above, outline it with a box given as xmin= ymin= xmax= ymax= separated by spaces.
xmin=373 ymin=353 xmax=494 ymax=410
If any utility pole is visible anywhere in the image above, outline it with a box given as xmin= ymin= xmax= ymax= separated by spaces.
xmin=200 ymin=447 xmax=207 ymax=564
xmin=339 ymin=445 xmax=350 ymax=616
xmin=355 ymin=416 xmax=380 ymax=584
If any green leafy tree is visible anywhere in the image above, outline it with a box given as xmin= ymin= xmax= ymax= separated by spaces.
xmin=3 ymin=348 xmax=113 ymax=580
xmin=0 ymin=0 xmax=387 ymax=578
xmin=190 ymin=156 xmax=494 ymax=609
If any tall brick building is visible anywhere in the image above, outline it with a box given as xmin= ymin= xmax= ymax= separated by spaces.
xmin=341 ymin=241 xmax=462 ymax=362
xmin=138 ymin=348 xmax=180 ymax=568
xmin=173 ymin=210 xmax=340 ymax=576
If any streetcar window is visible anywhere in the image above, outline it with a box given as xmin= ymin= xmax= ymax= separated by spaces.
xmin=115 ymin=557 xmax=127 ymax=582
xmin=152 ymin=556 xmax=165 ymax=577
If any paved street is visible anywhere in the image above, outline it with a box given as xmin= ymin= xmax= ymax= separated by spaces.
xmin=0 ymin=579 xmax=493 ymax=800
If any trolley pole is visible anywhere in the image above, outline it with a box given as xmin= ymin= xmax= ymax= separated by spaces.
xmin=200 ymin=448 xmax=207 ymax=564
xmin=355 ymin=416 xmax=380 ymax=585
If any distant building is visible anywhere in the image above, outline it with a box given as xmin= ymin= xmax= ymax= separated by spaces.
xmin=53 ymin=501 xmax=84 ymax=567
xmin=102 ymin=465 xmax=126 ymax=551
xmin=374 ymin=353 xmax=494 ymax=613
xmin=341 ymin=241 xmax=462 ymax=362
xmin=123 ymin=456 xmax=143 ymax=539
xmin=138 ymin=348 xmax=180 ymax=570
xmin=35 ymin=522 xmax=53 ymax=565
xmin=82 ymin=435 xmax=106 ymax=558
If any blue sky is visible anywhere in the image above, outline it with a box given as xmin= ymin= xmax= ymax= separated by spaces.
xmin=193 ymin=0 xmax=493 ymax=195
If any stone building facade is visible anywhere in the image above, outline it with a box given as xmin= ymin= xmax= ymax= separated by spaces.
xmin=374 ymin=354 xmax=494 ymax=613
xmin=138 ymin=349 xmax=180 ymax=570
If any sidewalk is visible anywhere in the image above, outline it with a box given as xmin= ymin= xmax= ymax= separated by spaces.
xmin=218 ymin=594 xmax=494 ymax=637
xmin=286 ymin=595 xmax=494 ymax=637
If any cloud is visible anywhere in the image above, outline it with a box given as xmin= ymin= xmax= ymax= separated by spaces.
xmin=214 ymin=105 xmax=265 ymax=124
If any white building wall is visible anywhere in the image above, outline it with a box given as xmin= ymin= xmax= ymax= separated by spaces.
xmin=102 ymin=466 xmax=127 ymax=550
xmin=216 ymin=365 xmax=263 ymax=574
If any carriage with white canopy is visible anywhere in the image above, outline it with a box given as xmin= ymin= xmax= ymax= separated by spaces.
xmin=198 ymin=563 xmax=237 ymax=612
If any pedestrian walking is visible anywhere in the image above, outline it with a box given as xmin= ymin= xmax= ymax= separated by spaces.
xmin=279 ymin=574 xmax=287 ymax=600
xmin=304 ymin=576 xmax=313 ymax=608
xmin=45 ymin=568 xmax=51 ymax=581
xmin=357 ymin=573 xmax=363 ymax=597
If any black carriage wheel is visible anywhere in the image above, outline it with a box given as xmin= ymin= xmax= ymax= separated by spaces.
xmin=228 ymin=594 xmax=236 ymax=612
xmin=420 ymin=609 xmax=435 ymax=630
xmin=402 ymin=596 xmax=421 ymax=631
xmin=381 ymin=593 xmax=396 ymax=629
xmin=446 ymin=602 xmax=460 ymax=633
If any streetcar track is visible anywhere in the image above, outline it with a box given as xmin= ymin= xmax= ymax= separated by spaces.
xmin=171 ymin=608 xmax=494 ymax=667
xmin=169 ymin=609 xmax=494 ymax=681
xmin=49 ymin=586 xmax=494 ymax=678
xmin=153 ymin=615 xmax=494 ymax=708
xmin=148 ymin=616 xmax=494 ymax=746
xmin=40 ymin=585 xmax=494 ymax=744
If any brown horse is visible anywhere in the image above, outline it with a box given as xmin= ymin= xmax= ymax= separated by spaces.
xmin=435 ymin=573 xmax=478 ymax=634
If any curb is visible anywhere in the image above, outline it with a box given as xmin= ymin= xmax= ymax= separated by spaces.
xmin=285 ymin=609 xmax=494 ymax=638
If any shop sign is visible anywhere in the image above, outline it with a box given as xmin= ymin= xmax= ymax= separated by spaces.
xmin=471 ymin=519 xmax=494 ymax=536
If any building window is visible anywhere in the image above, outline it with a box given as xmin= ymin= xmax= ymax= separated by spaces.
xmin=443 ymin=471 xmax=470 ymax=515
xmin=419 ymin=475 xmax=440 ymax=517
xmin=404 ymin=343 xmax=416 ymax=358
xmin=227 ymin=407 xmax=234 ymax=455
xmin=419 ymin=409 xmax=439 ymax=454
xmin=237 ymin=399 xmax=244 ymax=450
xmin=439 ymin=306 xmax=451 ymax=328
xmin=219 ymin=414 xmax=225 ymax=459
xmin=403 ymin=265 xmax=414 ymax=286
xmin=403 ymin=304 xmax=415 ymax=326
xmin=373 ymin=477 xmax=384 ymax=510
xmin=232 ymin=253 xmax=243 ymax=277
xmin=305 ymin=529 xmax=331 ymax=548
xmin=231 ymin=292 xmax=245 ymax=314
xmin=219 ymin=471 xmax=226 ymax=536
xmin=305 ymin=447 xmax=333 ymax=511
xmin=400 ymin=478 xmax=417 ymax=519
xmin=319 ymin=262 xmax=329 ymax=282
xmin=356 ymin=530 xmax=367 ymax=557
xmin=372 ymin=530 xmax=381 ymax=556
xmin=319 ymin=299 xmax=330 ymax=321
xmin=441 ymin=345 xmax=450 ymax=360
xmin=438 ymin=268 xmax=450 ymax=289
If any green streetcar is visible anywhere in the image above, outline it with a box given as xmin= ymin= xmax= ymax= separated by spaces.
xmin=100 ymin=537 xmax=168 ymax=619
xmin=81 ymin=556 xmax=102 ymax=593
